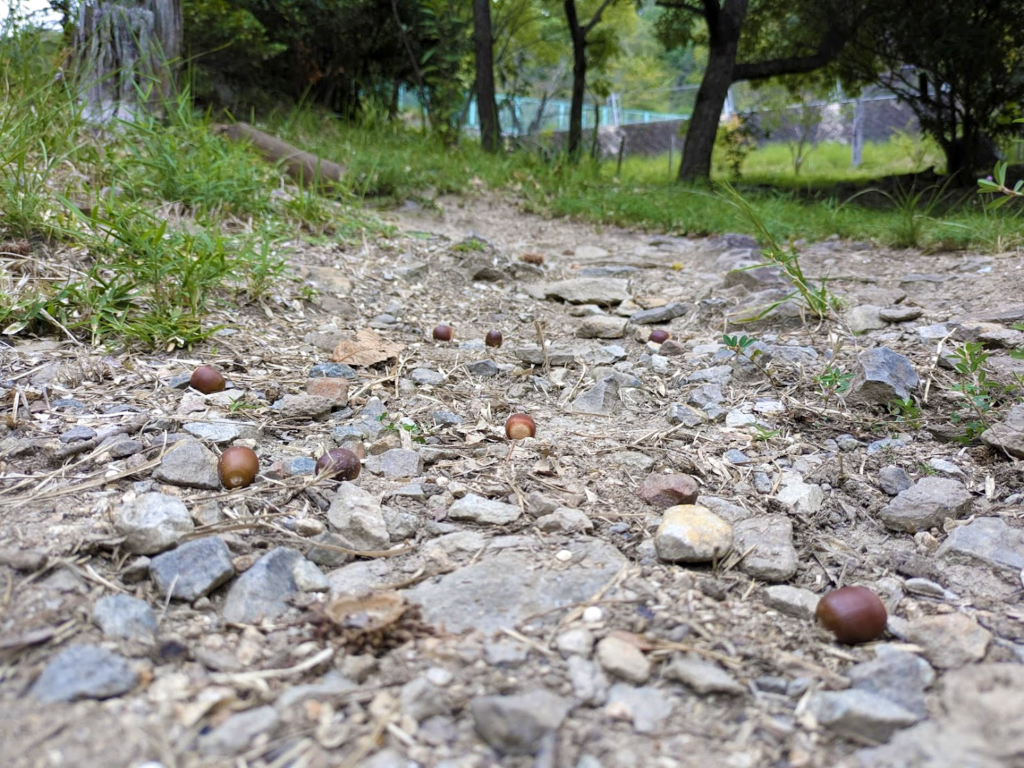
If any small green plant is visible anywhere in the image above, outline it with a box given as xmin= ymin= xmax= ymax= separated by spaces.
xmin=948 ymin=342 xmax=998 ymax=442
xmin=752 ymin=424 xmax=781 ymax=442
xmin=378 ymin=413 xmax=428 ymax=444
xmin=978 ymin=118 xmax=1024 ymax=209
xmin=451 ymin=237 xmax=488 ymax=253
xmin=888 ymin=396 xmax=923 ymax=430
xmin=717 ymin=113 xmax=760 ymax=180
xmin=815 ymin=365 xmax=854 ymax=407
xmin=719 ymin=183 xmax=840 ymax=320
xmin=722 ymin=334 xmax=759 ymax=357
xmin=847 ymin=178 xmax=960 ymax=249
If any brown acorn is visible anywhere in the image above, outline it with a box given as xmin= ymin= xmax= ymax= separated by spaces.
xmin=816 ymin=586 xmax=888 ymax=644
xmin=485 ymin=330 xmax=503 ymax=348
xmin=218 ymin=446 xmax=259 ymax=489
xmin=504 ymin=413 xmax=536 ymax=440
xmin=433 ymin=324 xmax=454 ymax=342
xmin=315 ymin=448 xmax=361 ymax=481
xmin=190 ymin=365 xmax=225 ymax=394
xmin=649 ymin=329 xmax=670 ymax=344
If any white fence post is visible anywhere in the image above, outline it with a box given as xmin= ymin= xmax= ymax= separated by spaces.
xmin=851 ymin=97 xmax=865 ymax=167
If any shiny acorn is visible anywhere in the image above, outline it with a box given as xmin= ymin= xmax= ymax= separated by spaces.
xmin=218 ymin=446 xmax=259 ymax=489
xmin=190 ymin=365 xmax=225 ymax=394
xmin=485 ymin=330 xmax=503 ymax=348
xmin=504 ymin=413 xmax=536 ymax=440
xmin=315 ymin=448 xmax=361 ymax=481
xmin=816 ymin=586 xmax=888 ymax=644
xmin=433 ymin=324 xmax=454 ymax=342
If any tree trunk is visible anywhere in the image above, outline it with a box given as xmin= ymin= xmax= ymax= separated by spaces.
xmin=678 ymin=41 xmax=739 ymax=182
xmin=74 ymin=0 xmax=181 ymax=123
xmin=473 ymin=0 xmax=501 ymax=153
xmin=564 ymin=0 xmax=586 ymax=162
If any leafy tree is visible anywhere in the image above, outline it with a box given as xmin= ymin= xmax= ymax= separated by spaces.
xmin=841 ymin=0 xmax=1024 ymax=181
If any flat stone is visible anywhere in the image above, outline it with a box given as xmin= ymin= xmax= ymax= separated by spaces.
xmin=686 ymin=383 xmax=724 ymax=409
xmin=568 ymin=656 xmax=609 ymax=706
xmin=584 ymin=344 xmax=627 ymax=365
xmin=545 ymin=278 xmax=630 ymax=305
xmin=848 ymin=305 xmax=887 ymax=334
xmin=847 ymin=347 xmax=919 ymax=405
xmin=917 ymin=323 xmax=952 ymax=340
xmin=937 ymin=516 xmax=1024 ymax=574
xmin=879 ymin=477 xmax=973 ymax=532
xmin=92 ymin=594 xmax=157 ymax=642
xmin=149 ymin=536 xmax=235 ymax=601
xmin=879 ymin=466 xmax=913 ymax=495
xmin=629 ymin=302 xmax=689 ymax=325
xmin=663 ymin=654 xmax=745 ymax=695
xmin=879 ymin=305 xmax=923 ymax=323
xmin=654 ymin=505 xmax=733 ymax=563
xmin=536 ymin=507 xmax=594 ymax=533
xmin=29 ymin=645 xmax=139 ymax=703
xmin=763 ymin=585 xmax=819 ymax=620
xmin=404 ymin=539 xmax=626 ymax=633
xmin=470 ymin=689 xmax=572 ymax=756
xmin=115 ymin=493 xmax=194 ymax=555
xmin=327 ymin=482 xmax=389 ymax=551
xmin=152 ymin=439 xmax=220 ymax=490
xmin=576 ymin=315 xmax=627 ymax=339
xmin=400 ymin=677 xmax=450 ymax=722
xmin=183 ymin=421 xmax=258 ymax=444
xmin=687 ymin=365 xmax=733 ymax=385
xmin=667 ymin=403 xmax=708 ymax=427
xmin=905 ymin=613 xmax=991 ymax=669
xmin=292 ymin=559 xmax=328 ymax=592
xmin=605 ymin=684 xmax=673 ymax=733
xmin=306 ymin=377 xmax=349 ymax=406
xmin=410 ymin=368 xmax=445 ymax=386
xmin=466 ymin=359 xmax=500 ymax=377
xmin=637 ymin=472 xmax=699 ymax=509
xmin=555 ymin=628 xmax=595 ymax=658
xmin=448 ymin=493 xmax=521 ymax=525
xmin=198 ymin=706 xmax=280 ymax=756
xmin=60 ymin=425 xmax=96 ymax=443
xmin=595 ymin=635 xmax=651 ymax=684
xmin=773 ymin=478 xmax=824 ymax=515
xmin=274 ymin=394 xmax=333 ymax=419
xmin=221 ymin=547 xmax=303 ymax=624
xmin=309 ymin=362 xmax=358 ymax=379
xmin=515 ymin=346 xmax=577 ymax=366
xmin=980 ymin=403 xmax=1024 ymax=458
xmin=306 ymin=531 xmax=356 ymax=568
xmin=570 ymin=376 xmax=621 ymax=415
xmin=380 ymin=448 xmax=423 ymax=478
xmin=847 ymin=647 xmax=935 ymax=718
xmin=732 ymin=516 xmax=797 ymax=582
xmin=809 ymin=689 xmax=919 ymax=742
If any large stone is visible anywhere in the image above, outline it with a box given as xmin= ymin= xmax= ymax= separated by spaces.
xmin=404 ymin=539 xmax=626 ymax=633
xmin=847 ymin=305 xmax=887 ymax=334
xmin=905 ymin=613 xmax=991 ymax=669
xmin=576 ymin=315 xmax=627 ymax=339
xmin=763 ymin=585 xmax=819 ymax=620
xmin=847 ymin=347 xmax=919 ymax=405
xmin=595 ymin=635 xmax=651 ymax=684
xmin=221 ymin=547 xmax=303 ymax=624
xmin=470 ymin=689 xmax=572 ymax=756
xmin=379 ymin=448 xmax=423 ymax=479
xmin=448 ymin=493 xmax=521 ymax=525
xmin=327 ymin=482 xmax=389 ymax=551
xmin=545 ymin=278 xmax=630 ymax=305
xmin=115 ymin=493 xmax=194 ymax=555
xmin=30 ymin=645 xmax=139 ymax=703
xmin=937 ymin=516 xmax=1024 ymax=574
xmin=92 ymin=595 xmax=157 ymax=642
xmin=847 ymin=647 xmax=935 ymax=718
xmin=879 ymin=477 xmax=973 ymax=532
xmin=772 ymin=478 xmax=824 ymax=515
xmin=152 ymin=439 xmax=221 ymax=489
xmin=570 ymin=376 xmax=621 ymax=415
xmin=654 ymin=505 xmax=733 ymax=563
xmin=149 ymin=536 xmax=235 ymax=601
xmin=980 ymin=403 xmax=1024 ymax=458
xmin=808 ymin=689 xmax=919 ymax=742
xmin=636 ymin=473 xmax=699 ymax=509
xmin=732 ymin=515 xmax=797 ymax=582
xmin=663 ymin=654 xmax=744 ymax=695
xmin=629 ymin=302 xmax=690 ymax=325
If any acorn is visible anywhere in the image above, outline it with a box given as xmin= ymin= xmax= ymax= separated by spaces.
xmin=433 ymin=324 xmax=454 ymax=342
xmin=485 ymin=330 xmax=503 ymax=348
xmin=218 ymin=446 xmax=259 ymax=489
xmin=315 ymin=447 xmax=361 ymax=481
xmin=649 ymin=329 xmax=670 ymax=344
xmin=190 ymin=365 xmax=225 ymax=394
xmin=504 ymin=413 xmax=536 ymax=440
xmin=815 ymin=586 xmax=888 ymax=644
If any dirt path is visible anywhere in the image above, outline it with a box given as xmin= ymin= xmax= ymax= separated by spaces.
xmin=2 ymin=193 xmax=1023 ymax=767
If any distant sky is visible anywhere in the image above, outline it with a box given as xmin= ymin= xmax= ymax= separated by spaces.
xmin=1 ymin=0 xmax=61 ymax=29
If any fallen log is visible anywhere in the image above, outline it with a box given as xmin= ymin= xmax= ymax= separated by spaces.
xmin=212 ymin=122 xmax=346 ymax=189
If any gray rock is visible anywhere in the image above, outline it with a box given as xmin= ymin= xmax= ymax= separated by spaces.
xmin=152 ymin=439 xmax=221 ymax=490
xmin=405 ymin=539 xmax=626 ymax=633
xmin=198 ymin=706 xmax=280 ymax=755
xmin=115 ymin=493 xmax=194 ymax=555
xmin=773 ymin=478 xmax=824 ymax=515
xmin=667 ymin=403 xmax=708 ymax=427
xmin=585 ymin=344 xmax=627 ymax=365
xmin=687 ymin=383 xmax=724 ymax=409
xmin=905 ymin=613 xmax=991 ymax=669
xmin=723 ymin=449 xmax=750 ymax=465
xmin=306 ymin=531 xmax=356 ymax=568
xmin=868 ymin=436 xmax=910 ymax=455
xmin=470 ymin=689 xmax=572 ymax=756
xmin=654 ymin=505 xmax=732 ymax=563
xmin=536 ymin=507 xmax=594 ymax=533
xmin=466 ymin=359 xmax=500 ymax=378
xmin=879 ymin=466 xmax=913 ymax=495
xmin=686 ymin=365 xmax=733 ymax=385
xmin=663 ymin=654 xmax=744 ymax=695
xmin=570 ymin=376 xmax=621 ymax=415
xmin=309 ymin=362 xmax=358 ymax=379
xmin=595 ymin=635 xmax=651 ymax=684
xmin=879 ymin=477 xmax=973 ymax=532
xmin=222 ymin=547 xmax=303 ymax=624
xmin=809 ymin=689 xmax=919 ymax=741
xmin=380 ymin=448 xmax=423 ymax=479
xmin=183 ymin=421 xmax=258 ymax=444
xmin=629 ymin=302 xmax=689 ymax=325
xmin=411 ymin=368 xmax=445 ymax=386
xmin=104 ymin=438 xmax=144 ymax=458
xmin=980 ymin=403 xmax=1024 ymax=458
xmin=400 ymin=677 xmax=450 ymax=722
xmin=545 ymin=278 xmax=630 ymax=305
xmin=292 ymin=559 xmax=329 ymax=592
xmin=576 ymin=315 xmax=627 ymax=339
xmin=637 ymin=472 xmax=699 ymax=509
xmin=732 ymin=515 xmax=797 ymax=582
xmin=927 ymin=458 xmax=963 ymax=477
xmin=60 ymin=425 xmax=96 ymax=443
xmin=724 ymin=263 xmax=786 ymax=291
xmin=847 ymin=348 xmax=919 ymax=405
xmin=589 ymin=368 xmax=642 ymax=389
xmin=149 ymin=536 xmax=235 ymax=601
xmin=515 ymin=346 xmax=577 ymax=366
xmin=763 ymin=585 xmax=819 ymax=620
xmin=273 ymin=394 xmax=333 ymax=419
xmin=448 ymin=493 xmax=521 ymax=525
xmin=847 ymin=647 xmax=935 ymax=717
xmin=327 ymin=482 xmax=389 ymax=551
xmin=567 ymin=656 xmax=609 ymax=706
xmin=483 ymin=638 xmax=530 ymax=668
xmin=555 ymin=628 xmax=595 ymax=658
xmin=879 ymin=305 xmax=924 ymax=323
xmin=848 ymin=305 xmax=887 ymax=334
xmin=92 ymin=594 xmax=157 ymax=642
xmin=30 ymin=645 xmax=138 ymax=703
xmin=605 ymin=684 xmax=674 ymax=733
xmin=937 ymin=516 xmax=1024 ymax=573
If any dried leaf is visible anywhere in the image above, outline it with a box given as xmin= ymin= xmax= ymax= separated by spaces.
xmin=331 ymin=329 xmax=405 ymax=367
xmin=324 ymin=591 xmax=407 ymax=634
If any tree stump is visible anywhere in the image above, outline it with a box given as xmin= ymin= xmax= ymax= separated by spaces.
xmin=74 ymin=0 xmax=181 ymax=122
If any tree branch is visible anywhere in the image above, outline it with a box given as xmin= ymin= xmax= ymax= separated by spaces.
xmin=732 ymin=26 xmax=846 ymax=82
xmin=583 ymin=0 xmax=617 ymax=36
xmin=654 ymin=0 xmax=705 ymax=14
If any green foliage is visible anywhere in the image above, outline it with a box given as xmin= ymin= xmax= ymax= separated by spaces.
xmin=717 ymin=114 xmax=761 ymax=180
xmin=888 ymin=397 xmax=922 ymax=430
xmin=816 ymin=365 xmax=853 ymax=401
xmin=949 ymin=342 xmax=996 ymax=443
